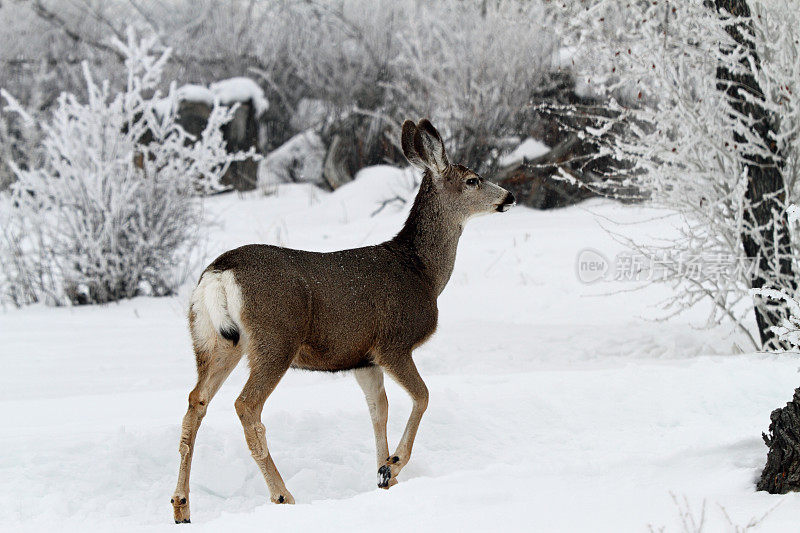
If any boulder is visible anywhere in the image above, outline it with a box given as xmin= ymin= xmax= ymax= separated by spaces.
xmin=496 ymin=135 xmax=594 ymax=209
xmin=258 ymin=130 xmax=326 ymax=190
xmin=146 ymin=78 xmax=268 ymax=191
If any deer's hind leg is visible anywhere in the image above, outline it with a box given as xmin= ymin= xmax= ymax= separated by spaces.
xmin=235 ymin=334 xmax=297 ymax=505
xmin=172 ymin=336 xmax=243 ymax=523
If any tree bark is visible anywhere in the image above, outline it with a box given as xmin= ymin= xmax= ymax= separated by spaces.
xmin=758 ymin=388 xmax=800 ymax=493
xmin=714 ymin=0 xmax=796 ymax=350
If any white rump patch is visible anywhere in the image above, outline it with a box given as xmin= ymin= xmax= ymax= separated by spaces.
xmin=190 ymin=270 xmax=244 ymax=352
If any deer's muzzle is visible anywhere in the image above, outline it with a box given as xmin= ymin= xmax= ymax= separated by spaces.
xmin=496 ymin=192 xmax=516 ymax=212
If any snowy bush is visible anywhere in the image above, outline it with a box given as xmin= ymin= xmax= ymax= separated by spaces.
xmin=389 ymin=0 xmax=559 ymax=172
xmin=555 ymin=0 xmax=800 ymax=350
xmin=1 ymin=0 xmax=566 ymax=179
xmin=753 ymin=289 xmax=800 ymax=350
xmin=755 ymin=205 xmax=800 ymax=350
xmin=0 ymin=109 xmax=40 ymax=192
xmin=0 ymin=29 xmax=246 ymax=307
xmin=281 ymin=0 xmax=560 ymax=172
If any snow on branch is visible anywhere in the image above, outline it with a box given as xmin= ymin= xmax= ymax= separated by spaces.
xmin=550 ymin=0 xmax=800 ymax=348
xmin=0 ymin=28 xmax=249 ymax=306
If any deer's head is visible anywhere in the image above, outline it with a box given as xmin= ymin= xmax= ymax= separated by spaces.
xmin=401 ymin=119 xmax=515 ymax=220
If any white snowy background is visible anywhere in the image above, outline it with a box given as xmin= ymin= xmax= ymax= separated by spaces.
xmin=2 ymin=0 xmax=800 ymax=531
xmin=2 ymin=167 xmax=798 ymax=531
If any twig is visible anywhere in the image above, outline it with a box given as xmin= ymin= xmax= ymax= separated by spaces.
xmin=30 ymin=0 xmax=125 ymax=62
xmin=371 ymin=195 xmax=405 ymax=217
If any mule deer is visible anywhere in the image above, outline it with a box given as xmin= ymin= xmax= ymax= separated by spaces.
xmin=171 ymin=119 xmax=515 ymax=523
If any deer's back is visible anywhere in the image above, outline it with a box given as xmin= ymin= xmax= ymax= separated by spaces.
xmin=207 ymin=243 xmax=438 ymax=370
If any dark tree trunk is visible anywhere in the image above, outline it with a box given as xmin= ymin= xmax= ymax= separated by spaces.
xmin=714 ymin=0 xmax=796 ymax=350
xmin=758 ymin=388 xmax=800 ymax=493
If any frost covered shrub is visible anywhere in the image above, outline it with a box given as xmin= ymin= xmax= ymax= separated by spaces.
xmin=0 ymin=69 xmax=47 ymax=192
xmin=134 ymin=0 xmax=559 ymax=171
xmin=1 ymin=0 xmax=563 ymax=176
xmin=556 ymin=0 xmax=800 ymax=350
xmin=0 ymin=112 xmax=37 ymax=192
xmin=0 ymin=30 xmax=244 ymax=307
xmin=755 ymin=207 xmax=800 ymax=350
xmin=282 ymin=0 xmax=559 ymax=172
xmin=390 ymin=0 xmax=559 ymax=172
xmin=755 ymin=289 xmax=800 ymax=350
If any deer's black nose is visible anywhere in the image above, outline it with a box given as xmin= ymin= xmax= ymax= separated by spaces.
xmin=497 ymin=191 xmax=516 ymax=212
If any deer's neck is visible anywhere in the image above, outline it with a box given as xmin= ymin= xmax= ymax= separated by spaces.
xmin=391 ymin=175 xmax=463 ymax=295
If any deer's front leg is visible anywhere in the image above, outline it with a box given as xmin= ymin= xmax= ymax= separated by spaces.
xmin=379 ymin=356 xmax=428 ymax=489
xmin=354 ymin=366 xmax=390 ymax=463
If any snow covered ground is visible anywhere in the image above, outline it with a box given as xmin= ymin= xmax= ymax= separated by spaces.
xmin=2 ymin=166 xmax=799 ymax=531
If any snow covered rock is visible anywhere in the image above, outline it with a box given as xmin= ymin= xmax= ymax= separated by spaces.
xmin=498 ymin=137 xmax=550 ymax=167
xmin=259 ymin=130 xmax=326 ymax=190
xmin=147 ymin=78 xmax=268 ymax=191
xmin=209 ymin=77 xmax=269 ymax=118
xmin=165 ymin=98 xmax=260 ymax=191
xmin=175 ymin=84 xmax=215 ymax=106
xmin=290 ymin=98 xmax=331 ymax=132
xmin=153 ymin=78 xmax=268 ymax=120
xmin=152 ymin=85 xmax=214 ymax=117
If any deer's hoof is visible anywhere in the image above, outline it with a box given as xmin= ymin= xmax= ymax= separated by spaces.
xmin=378 ymin=465 xmax=400 ymax=489
xmin=378 ymin=455 xmax=404 ymax=488
xmin=271 ymin=492 xmax=295 ymax=504
xmin=171 ymin=494 xmax=190 ymax=523
xmin=379 ymin=477 xmax=398 ymax=490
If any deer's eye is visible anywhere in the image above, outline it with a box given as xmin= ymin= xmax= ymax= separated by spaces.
xmin=465 ymin=177 xmax=479 ymax=187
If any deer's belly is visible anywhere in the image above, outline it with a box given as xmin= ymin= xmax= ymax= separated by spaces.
xmin=292 ymin=342 xmax=374 ymax=372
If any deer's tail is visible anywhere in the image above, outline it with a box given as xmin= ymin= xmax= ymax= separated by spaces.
xmin=189 ymin=270 xmax=242 ymax=352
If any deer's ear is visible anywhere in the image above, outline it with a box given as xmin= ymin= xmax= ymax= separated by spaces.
xmin=413 ymin=119 xmax=449 ymax=175
xmin=401 ymin=120 xmax=426 ymax=171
